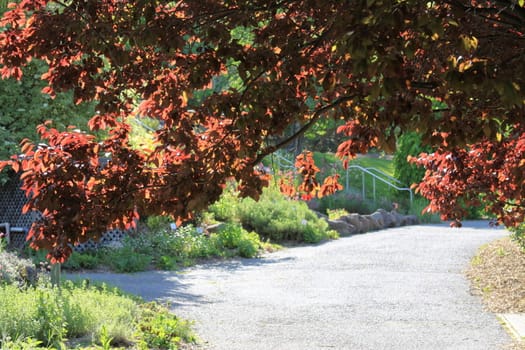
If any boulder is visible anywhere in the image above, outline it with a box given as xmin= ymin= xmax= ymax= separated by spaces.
xmin=404 ymin=215 xmax=419 ymax=225
xmin=390 ymin=211 xmax=403 ymax=227
xmin=327 ymin=219 xmax=357 ymax=236
xmin=369 ymin=211 xmax=385 ymax=230
xmin=342 ymin=213 xmax=363 ymax=232
xmin=377 ymin=208 xmax=395 ymax=227
xmin=358 ymin=215 xmax=372 ymax=232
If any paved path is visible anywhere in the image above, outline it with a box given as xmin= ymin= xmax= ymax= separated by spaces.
xmin=69 ymin=221 xmax=513 ymax=349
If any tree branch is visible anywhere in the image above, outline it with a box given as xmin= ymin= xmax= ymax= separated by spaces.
xmin=254 ymin=95 xmax=354 ymax=163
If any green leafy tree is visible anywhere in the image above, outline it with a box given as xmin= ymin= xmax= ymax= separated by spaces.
xmin=393 ymin=132 xmax=432 ymax=187
xmin=0 ymin=60 xmax=94 ymax=183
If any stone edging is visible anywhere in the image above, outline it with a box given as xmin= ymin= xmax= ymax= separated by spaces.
xmin=323 ymin=208 xmax=419 ymax=236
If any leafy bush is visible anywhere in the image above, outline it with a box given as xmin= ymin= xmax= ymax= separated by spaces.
xmin=0 ymin=281 xmax=138 ymax=347
xmin=393 ymin=132 xmax=431 ymax=187
xmin=145 ymin=215 xmax=173 ymax=232
xmin=57 ymin=223 xmax=266 ymax=272
xmin=136 ymin=302 xmax=195 ymax=350
xmin=0 ymin=251 xmax=39 ymax=286
xmin=510 ymin=223 xmax=525 ymax=251
xmin=327 ymin=208 xmax=350 ymax=220
xmin=238 ymin=187 xmax=337 ymax=243
xmin=408 ymin=197 xmax=441 ymax=224
xmin=102 ymin=246 xmax=152 ymax=273
xmin=215 ymin=224 xmax=261 ymax=258
xmin=315 ymin=191 xmax=377 ymax=215
xmin=61 ymin=251 xmax=100 ymax=271
xmin=208 ymin=186 xmax=240 ymax=222
xmin=0 ymin=280 xmax=197 ymax=349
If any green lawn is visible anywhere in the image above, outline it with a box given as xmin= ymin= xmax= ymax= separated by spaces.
xmin=312 ymin=152 xmax=395 ymax=179
xmin=348 ymin=154 xmax=394 ymax=177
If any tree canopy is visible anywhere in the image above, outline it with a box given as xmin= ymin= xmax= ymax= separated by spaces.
xmin=0 ymin=60 xmax=94 ymax=184
xmin=1 ymin=0 xmax=524 ymax=261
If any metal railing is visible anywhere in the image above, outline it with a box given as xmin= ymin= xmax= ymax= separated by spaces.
xmin=269 ymin=151 xmax=413 ymax=204
xmin=346 ymin=165 xmax=413 ymax=204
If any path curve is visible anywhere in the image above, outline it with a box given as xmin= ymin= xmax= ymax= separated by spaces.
xmin=70 ymin=221 xmax=513 ymax=349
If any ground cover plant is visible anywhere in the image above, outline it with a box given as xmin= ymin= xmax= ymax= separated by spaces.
xmin=0 ymin=251 xmax=196 ymax=350
xmin=209 ymin=185 xmax=338 ymax=243
xmin=60 ymin=223 xmax=268 ymax=273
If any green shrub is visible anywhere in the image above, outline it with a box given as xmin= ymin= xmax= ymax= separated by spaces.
xmin=0 ymin=281 xmax=139 ymax=347
xmin=238 ymin=187 xmax=336 ymax=243
xmin=103 ymin=246 xmax=152 ymax=273
xmin=0 ymin=251 xmax=39 ymax=286
xmin=0 ymin=280 xmax=198 ymax=349
xmin=408 ymin=197 xmax=441 ymax=224
xmin=62 ymin=251 xmax=100 ymax=271
xmin=214 ymin=224 xmax=261 ymax=258
xmin=145 ymin=215 xmax=173 ymax=232
xmin=327 ymin=208 xmax=349 ymax=220
xmin=393 ymin=132 xmax=431 ymax=187
xmin=316 ymin=191 xmax=377 ymax=214
xmin=136 ymin=302 xmax=195 ymax=350
xmin=237 ymin=232 xmax=261 ymax=258
xmin=208 ymin=186 xmax=239 ymax=222
xmin=510 ymin=222 xmax=525 ymax=251
xmin=216 ymin=223 xmax=243 ymax=249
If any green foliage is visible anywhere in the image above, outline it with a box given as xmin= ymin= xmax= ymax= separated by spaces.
xmin=509 ymin=222 xmax=525 ymax=251
xmin=408 ymin=197 xmax=441 ymax=224
xmin=0 ymin=281 xmax=138 ymax=347
xmin=136 ymin=302 xmax=195 ymax=350
xmin=61 ymin=251 xmax=100 ymax=271
xmin=214 ymin=224 xmax=261 ymax=258
xmin=58 ymin=223 xmax=266 ymax=273
xmin=0 ymin=251 xmax=39 ymax=286
xmin=145 ymin=215 xmax=173 ymax=232
xmin=102 ymin=246 xmax=152 ymax=273
xmin=327 ymin=208 xmax=349 ymax=220
xmin=238 ymin=187 xmax=337 ymax=243
xmin=393 ymin=132 xmax=431 ymax=186
xmin=208 ymin=187 xmax=240 ymax=222
xmin=315 ymin=191 xmax=382 ymax=215
xmin=0 ymin=278 xmax=197 ymax=349
xmin=0 ymin=60 xmax=94 ymax=184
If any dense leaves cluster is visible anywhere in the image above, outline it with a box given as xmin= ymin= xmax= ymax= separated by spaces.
xmin=0 ymin=0 xmax=524 ymax=260
xmin=414 ymin=128 xmax=525 ymax=228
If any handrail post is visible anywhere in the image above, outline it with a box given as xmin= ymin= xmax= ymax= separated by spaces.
xmin=361 ymin=172 xmax=365 ymax=199
xmin=373 ymin=177 xmax=376 ymax=202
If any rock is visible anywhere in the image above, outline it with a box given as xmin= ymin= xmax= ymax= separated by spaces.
xmin=342 ymin=213 xmax=363 ymax=232
xmin=377 ymin=209 xmax=395 ymax=227
xmin=314 ymin=211 xmax=328 ymax=220
xmin=369 ymin=211 xmax=385 ymax=230
xmin=358 ymin=215 xmax=371 ymax=232
xmin=327 ymin=219 xmax=356 ymax=236
xmin=404 ymin=215 xmax=419 ymax=225
xmin=390 ymin=211 xmax=402 ymax=227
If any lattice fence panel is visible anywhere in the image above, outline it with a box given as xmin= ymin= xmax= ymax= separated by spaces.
xmin=0 ymin=177 xmax=127 ymax=251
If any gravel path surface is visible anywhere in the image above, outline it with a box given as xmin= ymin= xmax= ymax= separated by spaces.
xmin=69 ymin=221 xmax=513 ymax=349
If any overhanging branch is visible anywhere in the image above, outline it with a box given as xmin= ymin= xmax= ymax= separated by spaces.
xmin=254 ymin=95 xmax=354 ymax=163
